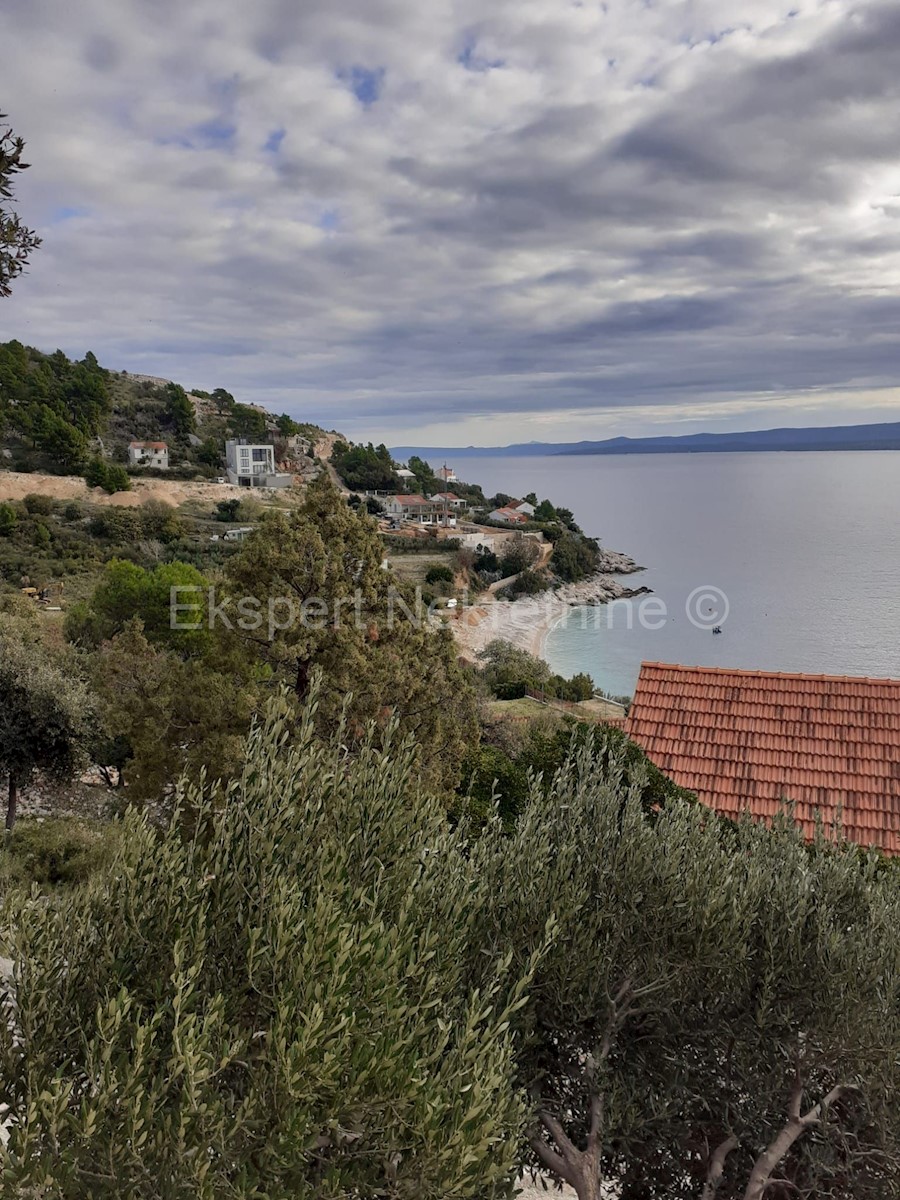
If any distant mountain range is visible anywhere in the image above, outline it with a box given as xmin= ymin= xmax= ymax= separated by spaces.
xmin=392 ymin=420 xmax=900 ymax=460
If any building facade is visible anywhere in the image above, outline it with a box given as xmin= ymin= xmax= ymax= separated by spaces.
xmin=128 ymin=441 xmax=169 ymax=469
xmin=382 ymin=495 xmax=445 ymax=523
xmin=225 ymin=440 xmax=292 ymax=488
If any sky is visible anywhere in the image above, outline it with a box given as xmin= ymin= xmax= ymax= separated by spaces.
xmin=4 ymin=0 xmax=900 ymax=446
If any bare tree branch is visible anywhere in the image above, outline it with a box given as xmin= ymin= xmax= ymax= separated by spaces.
xmin=539 ymin=1108 xmax=580 ymax=1162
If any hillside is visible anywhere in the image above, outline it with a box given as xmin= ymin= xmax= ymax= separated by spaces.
xmin=0 ymin=339 xmax=338 ymax=480
xmin=392 ymin=419 xmax=900 ymax=459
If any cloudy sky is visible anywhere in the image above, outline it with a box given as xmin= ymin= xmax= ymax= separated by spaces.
xmin=4 ymin=0 xmax=900 ymax=445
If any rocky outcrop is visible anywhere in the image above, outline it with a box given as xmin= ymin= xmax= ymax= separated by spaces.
xmin=594 ymin=549 xmax=643 ymax=575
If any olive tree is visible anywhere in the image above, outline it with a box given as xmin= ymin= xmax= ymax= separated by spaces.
xmin=467 ymin=742 xmax=900 ymax=1200
xmin=2 ymin=693 xmax=897 ymax=1198
xmin=0 ymin=615 xmax=97 ymax=831
xmin=0 ymin=113 xmax=41 ymax=297
xmin=0 ymin=687 xmax=531 ymax=1198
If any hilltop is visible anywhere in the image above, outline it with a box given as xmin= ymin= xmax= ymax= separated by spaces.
xmin=0 ymin=339 xmax=340 ymax=481
xmin=392 ymin=418 xmax=900 ymax=459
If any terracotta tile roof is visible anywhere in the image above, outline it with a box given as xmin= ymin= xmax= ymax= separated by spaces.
xmin=129 ymin=440 xmax=167 ymax=450
xmin=624 ymin=662 xmax=900 ymax=855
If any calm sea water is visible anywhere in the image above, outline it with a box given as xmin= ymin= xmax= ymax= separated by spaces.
xmin=462 ymin=452 xmax=900 ymax=697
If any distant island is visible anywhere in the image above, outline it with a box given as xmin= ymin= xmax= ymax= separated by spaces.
xmin=392 ymin=419 xmax=900 ymax=459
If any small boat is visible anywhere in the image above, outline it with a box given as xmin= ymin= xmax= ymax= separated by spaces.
xmin=712 ymin=625 xmax=722 ymax=635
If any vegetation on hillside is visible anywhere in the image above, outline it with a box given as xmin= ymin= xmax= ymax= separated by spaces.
xmin=329 ymin=439 xmax=399 ymax=491
xmin=225 ymin=473 xmax=477 ymax=790
xmin=1 ymin=691 xmax=897 ymax=1199
xmin=1 ymin=330 xmax=895 ymax=1196
xmin=0 ymin=601 xmax=98 ymax=830
xmin=0 ymin=342 xmax=110 ymax=471
xmin=0 ymin=340 xmax=330 ymax=479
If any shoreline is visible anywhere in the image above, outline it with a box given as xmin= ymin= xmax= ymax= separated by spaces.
xmin=452 ymin=550 xmax=649 ymax=666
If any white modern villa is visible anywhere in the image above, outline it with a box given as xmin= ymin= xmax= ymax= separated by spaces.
xmin=224 ymin=439 xmax=292 ymax=488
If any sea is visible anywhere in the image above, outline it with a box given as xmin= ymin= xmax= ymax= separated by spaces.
xmin=461 ymin=452 xmax=900 ymax=697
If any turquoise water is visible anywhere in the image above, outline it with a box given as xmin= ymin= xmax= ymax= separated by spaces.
xmin=462 ymin=452 xmax=900 ymax=696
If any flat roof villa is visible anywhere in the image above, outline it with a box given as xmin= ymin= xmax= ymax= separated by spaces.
xmin=225 ymin=439 xmax=292 ymax=488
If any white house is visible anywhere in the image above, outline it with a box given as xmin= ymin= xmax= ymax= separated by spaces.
xmin=225 ymin=439 xmax=292 ymax=488
xmin=396 ymin=467 xmax=417 ymax=482
xmin=430 ymin=491 xmax=465 ymax=508
xmin=436 ymin=464 xmax=457 ymax=483
xmin=382 ymin=494 xmax=445 ymax=524
xmin=128 ymin=441 xmax=169 ymax=469
xmin=510 ymin=499 xmax=535 ymax=517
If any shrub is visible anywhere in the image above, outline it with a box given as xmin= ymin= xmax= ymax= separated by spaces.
xmin=0 ymin=502 xmax=17 ymax=536
xmin=83 ymin=458 xmax=108 ymax=489
xmin=425 ymin=564 xmax=454 ymax=585
xmin=31 ymin=521 xmax=51 ymax=550
xmin=215 ymin=498 xmax=241 ymax=522
xmin=84 ymin=459 xmax=131 ymax=494
xmin=498 ymin=567 xmax=548 ymax=599
xmin=0 ymin=694 xmax=526 ymax=1196
xmin=499 ymin=533 xmax=540 ymax=576
xmin=549 ymin=671 xmax=595 ymax=702
xmin=0 ymin=819 xmax=113 ymax=887
xmin=551 ymin=529 xmax=600 ymax=583
xmin=22 ymin=493 xmax=54 ymax=516
xmin=102 ymin=464 xmax=131 ymax=494
xmin=87 ymin=508 xmax=142 ymax=542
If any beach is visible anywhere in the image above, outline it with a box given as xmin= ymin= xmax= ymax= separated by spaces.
xmin=452 ymin=550 xmax=647 ymax=664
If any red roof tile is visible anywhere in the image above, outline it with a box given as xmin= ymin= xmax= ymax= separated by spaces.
xmin=624 ymin=662 xmax=900 ymax=855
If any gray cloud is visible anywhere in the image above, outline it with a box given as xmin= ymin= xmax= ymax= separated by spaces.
xmin=4 ymin=0 xmax=900 ymax=443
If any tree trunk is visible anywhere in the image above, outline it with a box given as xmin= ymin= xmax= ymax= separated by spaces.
xmin=571 ymin=1151 xmax=603 ymax=1200
xmin=295 ymin=657 xmax=311 ymax=699
xmin=742 ymin=1083 xmax=847 ymax=1200
xmin=529 ymin=1109 xmax=605 ymax=1200
xmin=5 ymin=776 xmax=17 ymax=834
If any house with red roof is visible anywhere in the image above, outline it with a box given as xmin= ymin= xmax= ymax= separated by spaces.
xmin=489 ymin=506 xmax=529 ymax=525
xmin=624 ymin=661 xmax=900 ymax=855
xmin=127 ymin=440 xmax=168 ymax=469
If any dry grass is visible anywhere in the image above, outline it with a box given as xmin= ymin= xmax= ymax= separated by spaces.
xmin=0 ymin=470 xmax=314 ymax=513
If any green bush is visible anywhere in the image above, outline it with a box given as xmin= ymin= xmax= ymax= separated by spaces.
xmin=498 ymin=567 xmax=548 ymax=599
xmin=548 ymin=671 xmax=595 ymax=701
xmin=84 ymin=459 xmax=131 ymax=494
xmin=102 ymin=464 xmax=131 ymax=494
xmin=382 ymin=535 xmax=460 ymax=554
xmin=0 ymin=502 xmax=17 ymax=537
xmin=84 ymin=458 xmax=108 ymax=489
xmin=0 ymin=819 xmax=114 ymax=887
xmin=425 ymin=564 xmax=454 ymax=585
xmin=22 ymin=493 xmax=55 ymax=516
